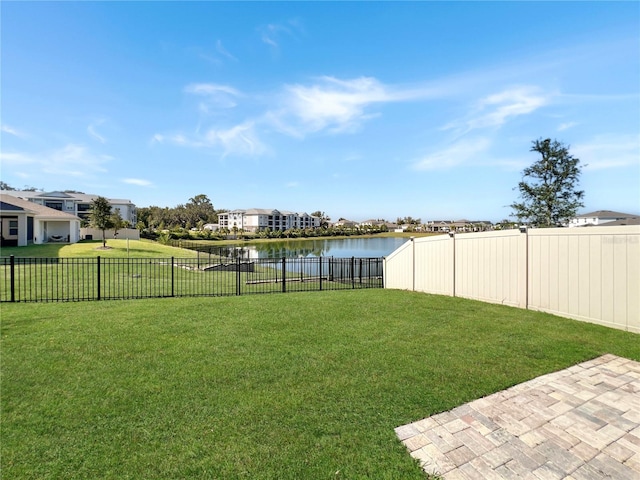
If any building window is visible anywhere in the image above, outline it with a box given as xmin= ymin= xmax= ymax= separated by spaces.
xmin=9 ymin=220 xmax=18 ymax=236
xmin=45 ymin=202 xmax=63 ymax=211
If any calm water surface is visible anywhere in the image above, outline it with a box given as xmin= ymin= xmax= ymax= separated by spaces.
xmin=243 ymin=236 xmax=408 ymax=258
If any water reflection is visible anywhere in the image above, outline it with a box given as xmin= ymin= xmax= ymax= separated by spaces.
xmin=245 ymin=237 xmax=408 ymax=259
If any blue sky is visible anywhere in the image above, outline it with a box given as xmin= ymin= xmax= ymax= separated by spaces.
xmin=1 ymin=1 xmax=638 ymax=222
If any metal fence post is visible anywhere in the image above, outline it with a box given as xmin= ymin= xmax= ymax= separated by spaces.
xmin=236 ymin=256 xmax=241 ymax=296
xmin=319 ymin=257 xmax=323 ymax=291
xmin=351 ymin=256 xmax=355 ymax=289
xmin=10 ymin=255 xmax=15 ymax=303
xmin=171 ymin=256 xmax=175 ymax=297
xmin=282 ymin=257 xmax=286 ymax=293
xmin=97 ymin=256 xmax=101 ymax=300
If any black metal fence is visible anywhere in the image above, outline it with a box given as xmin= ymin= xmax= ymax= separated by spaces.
xmin=0 ymin=255 xmax=383 ymax=303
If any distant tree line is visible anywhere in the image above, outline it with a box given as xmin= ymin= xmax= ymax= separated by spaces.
xmin=137 ymin=194 xmax=226 ymax=232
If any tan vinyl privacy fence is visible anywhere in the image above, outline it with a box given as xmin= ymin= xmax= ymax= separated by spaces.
xmin=384 ymin=226 xmax=639 ymax=333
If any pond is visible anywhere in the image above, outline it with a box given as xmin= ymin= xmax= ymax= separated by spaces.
xmin=240 ymin=236 xmax=409 ymax=259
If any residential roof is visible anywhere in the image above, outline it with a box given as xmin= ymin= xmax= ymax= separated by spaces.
xmin=575 ymin=210 xmax=637 ymax=219
xmin=0 ymin=201 xmax=28 ymax=212
xmin=222 ymin=209 xmax=317 ymax=217
xmin=598 ymin=217 xmax=640 ymax=226
xmin=0 ymin=194 xmax=81 ymax=220
xmin=2 ymin=190 xmax=134 ymax=205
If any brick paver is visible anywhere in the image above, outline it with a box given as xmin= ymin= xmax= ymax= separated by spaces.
xmin=395 ymin=355 xmax=640 ymax=479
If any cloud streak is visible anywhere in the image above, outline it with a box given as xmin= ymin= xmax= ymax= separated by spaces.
xmin=443 ymin=86 xmax=551 ymax=135
xmin=1 ymin=124 xmax=25 ymax=137
xmin=558 ymin=121 xmax=578 ymax=131
xmin=1 ymin=144 xmax=111 ymax=179
xmin=123 ymin=178 xmax=153 ymax=187
xmin=412 ymin=137 xmax=492 ymax=171
xmin=184 ymin=83 xmax=242 ymax=113
xmin=215 ymin=40 xmax=237 ymax=62
xmin=259 ymin=19 xmax=303 ymax=49
xmin=87 ymin=121 xmax=106 ymax=143
xmin=269 ymin=76 xmax=438 ymax=137
xmin=152 ymin=121 xmax=267 ymax=158
xmin=573 ymin=134 xmax=640 ymax=170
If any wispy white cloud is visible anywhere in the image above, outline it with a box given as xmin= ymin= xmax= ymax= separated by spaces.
xmin=573 ymin=134 xmax=640 ymax=170
xmin=185 ymin=83 xmax=240 ymax=97
xmin=270 ymin=76 xmax=433 ymax=137
xmin=150 ymin=134 xmax=165 ymax=145
xmin=87 ymin=119 xmax=107 ymax=144
xmin=1 ymin=124 xmax=25 ymax=137
xmin=259 ymin=19 xmax=304 ymax=50
xmin=123 ymin=178 xmax=153 ymax=187
xmin=184 ymin=83 xmax=241 ymax=113
xmin=0 ymin=151 xmax=34 ymax=165
xmin=216 ymin=40 xmax=237 ymax=62
xmin=1 ymin=144 xmax=111 ymax=179
xmin=261 ymin=24 xmax=280 ymax=47
xmin=285 ymin=181 xmax=299 ymax=188
xmin=158 ymin=75 xmax=441 ymax=154
xmin=443 ymin=86 xmax=551 ymax=134
xmin=204 ymin=122 xmax=266 ymax=157
xmin=558 ymin=121 xmax=578 ymax=131
xmin=152 ymin=121 xmax=267 ymax=158
xmin=47 ymin=144 xmax=111 ymax=176
xmin=412 ymin=137 xmax=492 ymax=171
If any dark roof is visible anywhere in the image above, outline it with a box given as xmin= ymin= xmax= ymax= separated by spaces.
xmin=576 ymin=210 xmax=637 ymax=219
xmin=0 ymin=194 xmax=80 ymax=220
xmin=0 ymin=201 xmax=27 ymax=212
xmin=602 ymin=217 xmax=640 ymax=226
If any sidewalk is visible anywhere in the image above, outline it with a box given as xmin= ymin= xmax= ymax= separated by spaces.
xmin=395 ymin=354 xmax=640 ymax=479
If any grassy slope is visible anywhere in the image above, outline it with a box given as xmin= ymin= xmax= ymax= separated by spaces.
xmin=0 ymin=239 xmax=198 ymax=258
xmin=2 ymin=290 xmax=638 ymax=479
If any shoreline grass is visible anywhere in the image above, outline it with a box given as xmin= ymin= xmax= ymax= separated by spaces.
xmin=2 ymin=289 xmax=638 ymax=479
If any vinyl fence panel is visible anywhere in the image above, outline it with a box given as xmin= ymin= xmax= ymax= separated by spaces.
xmin=527 ymin=227 xmax=639 ymax=333
xmin=384 ymin=226 xmax=639 ymax=333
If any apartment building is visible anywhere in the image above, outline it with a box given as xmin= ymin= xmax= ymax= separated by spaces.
xmin=1 ymin=190 xmax=137 ymax=225
xmin=218 ymin=209 xmax=320 ymax=233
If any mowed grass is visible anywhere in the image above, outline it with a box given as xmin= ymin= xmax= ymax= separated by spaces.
xmin=0 ymin=239 xmax=199 ymax=259
xmin=2 ymin=290 xmax=639 ymax=479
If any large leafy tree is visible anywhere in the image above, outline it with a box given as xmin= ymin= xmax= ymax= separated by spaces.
xmin=90 ymin=196 xmax=113 ymax=247
xmin=110 ymin=208 xmax=126 ymax=238
xmin=396 ymin=216 xmax=421 ymax=225
xmin=185 ymin=194 xmax=217 ymax=225
xmin=311 ymin=211 xmax=330 ymax=228
xmin=511 ymin=138 xmax=584 ymax=227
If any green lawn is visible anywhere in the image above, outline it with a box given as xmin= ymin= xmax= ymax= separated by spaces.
xmin=0 ymin=239 xmax=200 ymax=259
xmin=2 ymin=289 xmax=638 ymax=479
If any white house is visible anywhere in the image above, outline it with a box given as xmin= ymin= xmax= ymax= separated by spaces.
xmin=218 ymin=209 xmax=321 ymax=233
xmin=568 ymin=210 xmax=638 ymax=228
xmin=1 ymin=190 xmax=137 ymax=226
xmin=332 ymin=219 xmax=358 ymax=228
xmin=0 ymin=194 xmax=81 ymax=246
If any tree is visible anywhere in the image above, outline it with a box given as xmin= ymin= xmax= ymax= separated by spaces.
xmin=311 ymin=211 xmax=330 ymax=228
xmin=185 ymin=194 xmax=217 ymax=226
xmin=90 ymin=196 xmax=113 ymax=247
xmin=0 ymin=181 xmax=15 ymax=190
xmin=511 ymin=138 xmax=584 ymax=227
xmin=110 ymin=208 xmax=125 ymax=239
xmin=396 ymin=216 xmax=421 ymax=225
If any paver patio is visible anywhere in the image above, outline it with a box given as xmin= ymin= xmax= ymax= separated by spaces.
xmin=395 ymin=354 xmax=640 ymax=479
